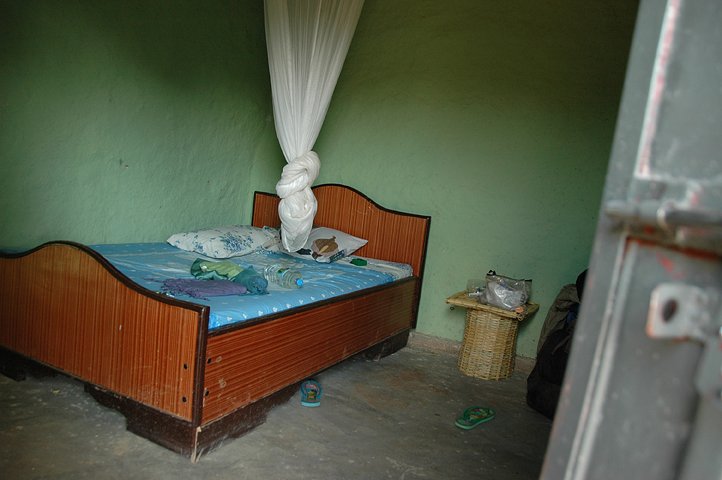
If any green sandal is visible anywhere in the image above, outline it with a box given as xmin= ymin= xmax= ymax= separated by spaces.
xmin=455 ymin=407 xmax=495 ymax=430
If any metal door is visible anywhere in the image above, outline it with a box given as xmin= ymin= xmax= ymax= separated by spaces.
xmin=541 ymin=0 xmax=722 ymax=479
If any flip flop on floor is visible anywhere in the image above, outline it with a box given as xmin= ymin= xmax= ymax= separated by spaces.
xmin=455 ymin=407 xmax=495 ymax=430
xmin=300 ymin=380 xmax=322 ymax=407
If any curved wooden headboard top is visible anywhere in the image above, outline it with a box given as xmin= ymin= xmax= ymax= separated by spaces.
xmin=251 ymin=184 xmax=431 ymax=280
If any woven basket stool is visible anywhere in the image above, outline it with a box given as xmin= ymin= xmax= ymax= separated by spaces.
xmin=446 ymin=291 xmax=538 ymax=380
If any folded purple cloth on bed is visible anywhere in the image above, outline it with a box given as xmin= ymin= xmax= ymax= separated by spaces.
xmin=159 ymin=278 xmax=247 ymax=300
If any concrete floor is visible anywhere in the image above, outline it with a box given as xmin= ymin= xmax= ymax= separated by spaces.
xmin=0 ymin=343 xmax=552 ymax=480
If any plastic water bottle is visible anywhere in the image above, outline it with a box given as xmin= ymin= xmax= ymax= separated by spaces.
xmin=263 ymin=264 xmax=303 ymax=289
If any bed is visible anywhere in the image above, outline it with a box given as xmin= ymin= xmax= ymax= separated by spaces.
xmin=0 ymin=184 xmax=430 ymax=461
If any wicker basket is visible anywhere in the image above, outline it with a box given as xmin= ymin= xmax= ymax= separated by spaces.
xmin=446 ymin=291 xmax=538 ymax=380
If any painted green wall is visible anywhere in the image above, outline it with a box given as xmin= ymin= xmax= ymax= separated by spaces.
xmin=0 ymin=0 xmax=284 ymax=249
xmin=315 ymin=0 xmax=639 ymax=356
xmin=0 ymin=0 xmax=639 ymax=357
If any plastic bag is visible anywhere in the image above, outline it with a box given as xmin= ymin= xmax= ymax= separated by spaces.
xmin=466 ymin=278 xmax=486 ymax=301
xmin=478 ymin=271 xmax=531 ymax=311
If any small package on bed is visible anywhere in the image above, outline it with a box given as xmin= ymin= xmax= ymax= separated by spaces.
xmin=294 ymin=227 xmax=367 ymax=263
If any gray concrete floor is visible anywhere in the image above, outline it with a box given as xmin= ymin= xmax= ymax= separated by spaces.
xmin=0 ymin=344 xmax=552 ymax=480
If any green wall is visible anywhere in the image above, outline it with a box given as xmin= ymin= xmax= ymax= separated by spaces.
xmin=0 ymin=0 xmax=284 ymax=249
xmin=0 ymin=0 xmax=639 ymax=357
xmin=315 ymin=0 xmax=639 ymax=356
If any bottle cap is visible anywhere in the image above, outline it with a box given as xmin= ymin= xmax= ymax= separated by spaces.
xmin=296 ymin=279 xmax=303 ymax=286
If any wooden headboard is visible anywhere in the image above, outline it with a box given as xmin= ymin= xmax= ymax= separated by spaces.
xmin=251 ymin=184 xmax=431 ymax=280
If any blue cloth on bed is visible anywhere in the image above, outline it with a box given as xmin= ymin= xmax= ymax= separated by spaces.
xmin=90 ymin=243 xmax=411 ymax=331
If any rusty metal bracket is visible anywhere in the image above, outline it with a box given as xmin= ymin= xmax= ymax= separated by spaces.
xmin=648 ymin=283 xmax=722 ymax=411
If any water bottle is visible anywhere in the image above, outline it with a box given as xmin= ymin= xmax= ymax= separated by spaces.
xmin=263 ymin=264 xmax=303 ymax=289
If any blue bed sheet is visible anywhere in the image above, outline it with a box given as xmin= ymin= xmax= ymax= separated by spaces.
xmin=90 ymin=243 xmax=412 ymax=331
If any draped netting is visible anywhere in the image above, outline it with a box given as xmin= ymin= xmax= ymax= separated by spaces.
xmin=264 ymin=0 xmax=365 ymax=252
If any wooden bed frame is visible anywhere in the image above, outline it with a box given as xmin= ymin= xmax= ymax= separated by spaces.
xmin=0 ymin=184 xmax=430 ymax=461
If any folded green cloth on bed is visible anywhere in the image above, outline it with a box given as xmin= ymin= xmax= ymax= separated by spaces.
xmin=190 ymin=259 xmax=268 ymax=295
xmin=191 ymin=259 xmax=243 ymax=279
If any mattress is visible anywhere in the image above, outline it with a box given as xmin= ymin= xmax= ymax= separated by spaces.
xmin=90 ymin=243 xmax=413 ymax=330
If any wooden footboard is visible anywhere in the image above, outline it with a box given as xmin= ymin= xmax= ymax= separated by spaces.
xmin=0 ymin=184 xmax=431 ymax=461
xmin=0 ymin=242 xmax=209 ymax=422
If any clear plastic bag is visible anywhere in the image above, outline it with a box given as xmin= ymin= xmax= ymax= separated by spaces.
xmin=477 ymin=271 xmax=531 ymax=311
xmin=466 ymin=278 xmax=486 ymax=301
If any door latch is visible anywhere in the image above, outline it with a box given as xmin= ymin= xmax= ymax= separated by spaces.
xmin=647 ymin=283 xmax=722 ymax=411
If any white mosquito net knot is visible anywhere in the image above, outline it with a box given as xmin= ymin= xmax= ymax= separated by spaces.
xmin=276 ymin=151 xmax=321 ymax=251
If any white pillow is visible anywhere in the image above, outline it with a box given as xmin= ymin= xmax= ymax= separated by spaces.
xmin=167 ymin=225 xmax=277 ymax=259
xmin=296 ymin=227 xmax=368 ymax=263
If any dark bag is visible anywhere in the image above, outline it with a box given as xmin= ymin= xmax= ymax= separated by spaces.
xmin=526 ymin=309 xmax=576 ymax=419
xmin=525 ymin=365 xmax=562 ymax=420
xmin=526 ymin=270 xmax=586 ymax=420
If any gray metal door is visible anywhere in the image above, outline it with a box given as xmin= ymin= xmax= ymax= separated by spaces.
xmin=541 ymin=0 xmax=722 ymax=479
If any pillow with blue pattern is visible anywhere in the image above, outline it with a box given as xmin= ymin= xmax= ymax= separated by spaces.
xmin=167 ymin=225 xmax=277 ymax=259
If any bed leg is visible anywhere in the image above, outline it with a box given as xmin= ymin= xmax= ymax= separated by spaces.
xmin=359 ymin=329 xmax=410 ymax=361
xmin=0 ymin=346 xmax=59 ymax=382
xmin=84 ymin=384 xmax=199 ymax=459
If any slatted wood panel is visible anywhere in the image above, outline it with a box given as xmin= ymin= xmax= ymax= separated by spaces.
xmin=201 ymin=279 xmax=417 ymax=423
xmin=0 ymin=244 xmax=202 ymax=420
xmin=252 ymin=184 xmax=431 ymax=277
